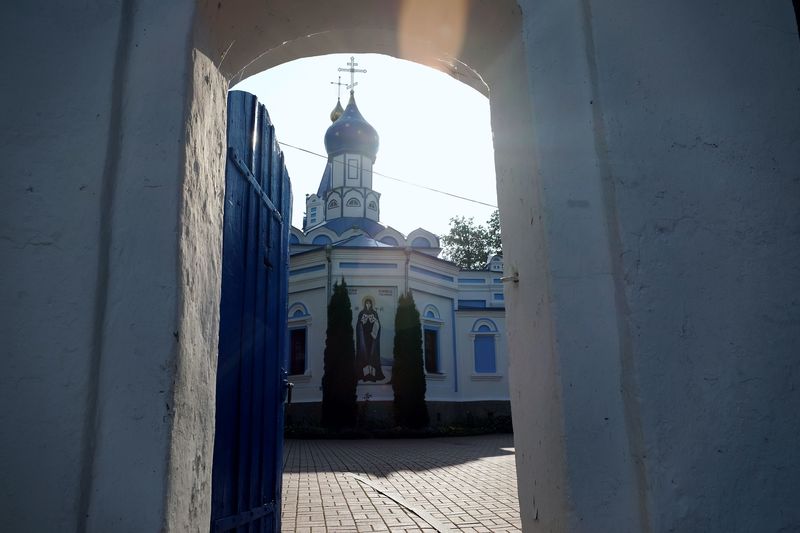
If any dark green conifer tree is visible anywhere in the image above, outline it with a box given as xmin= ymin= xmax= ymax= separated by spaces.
xmin=392 ymin=291 xmax=429 ymax=428
xmin=321 ymin=280 xmax=357 ymax=429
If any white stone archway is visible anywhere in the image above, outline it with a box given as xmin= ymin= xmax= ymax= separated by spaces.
xmin=181 ymin=2 xmax=645 ymax=531
xmin=3 ymin=1 xmax=798 ymax=532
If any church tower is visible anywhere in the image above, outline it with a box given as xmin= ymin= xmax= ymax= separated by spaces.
xmin=304 ymin=58 xmax=381 ymax=232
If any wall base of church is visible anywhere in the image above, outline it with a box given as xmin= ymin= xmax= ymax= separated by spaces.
xmin=285 ymin=400 xmax=512 ymax=432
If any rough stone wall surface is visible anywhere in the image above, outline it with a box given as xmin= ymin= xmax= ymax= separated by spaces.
xmin=585 ymin=1 xmax=800 ymax=532
xmin=0 ymin=3 xmax=123 ymax=531
xmin=163 ymin=49 xmax=227 ymax=532
xmin=81 ymin=2 xmax=199 ymax=531
xmin=517 ymin=0 xmax=646 ymax=530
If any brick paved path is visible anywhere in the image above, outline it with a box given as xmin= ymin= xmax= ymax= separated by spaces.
xmin=281 ymin=434 xmax=520 ymax=532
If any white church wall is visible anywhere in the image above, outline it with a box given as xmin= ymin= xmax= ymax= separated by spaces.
xmin=324 ymin=191 xmax=342 ymax=219
xmin=365 ymin=192 xmax=380 ymax=221
xmin=286 ymin=285 xmax=327 ymax=403
xmin=412 ymin=291 xmax=458 ymax=401
xmin=330 ymin=154 xmax=345 ymax=188
xmin=341 ymin=189 xmax=364 ymax=217
xmin=360 ymin=155 xmax=374 ymax=189
xmin=305 ymin=195 xmax=323 ymax=227
xmin=457 ymin=271 xmax=505 ymax=310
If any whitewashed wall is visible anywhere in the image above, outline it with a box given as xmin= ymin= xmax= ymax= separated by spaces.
xmin=516 ymin=0 xmax=800 ymax=530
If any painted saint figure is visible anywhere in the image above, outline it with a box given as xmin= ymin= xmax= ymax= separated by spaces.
xmin=356 ymin=298 xmax=385 ymax=381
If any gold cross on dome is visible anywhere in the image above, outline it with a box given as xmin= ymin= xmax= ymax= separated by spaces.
xmin=330 ymin=75 xmax=347 ymax=99
xmin=338 ymin=56 xmax=367 ymax=91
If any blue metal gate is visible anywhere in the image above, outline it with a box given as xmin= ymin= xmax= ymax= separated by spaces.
xmin=211 ymin=91 xmax=292 ymax=532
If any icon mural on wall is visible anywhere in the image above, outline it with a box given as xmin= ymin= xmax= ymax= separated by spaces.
xmin=349 ymin=286 xmax=396 ymax=383
xmin=356 ymin=296 xmax=385 ymax=382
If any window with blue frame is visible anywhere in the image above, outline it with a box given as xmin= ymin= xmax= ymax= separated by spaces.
xmin=459 ymin=299 xmax=486 ymax=309
xmin=424 ymin=328 xmax=439 ymax=373
xmin=289 ymin=328 xmax=306 ymax=375
xmin=473 ymin=323 xmax=497 ymax=373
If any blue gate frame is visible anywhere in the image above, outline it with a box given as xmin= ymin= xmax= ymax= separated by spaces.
xmin=211 ymin=91 xmax=292 ymax=532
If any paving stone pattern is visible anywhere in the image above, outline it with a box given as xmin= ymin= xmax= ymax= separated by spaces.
xmin=281 ymin=434 xmax=521 ymax=532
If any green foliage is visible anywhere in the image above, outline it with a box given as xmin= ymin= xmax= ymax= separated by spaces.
xmin=321 ymin=280 xmax=357 ymax=429
xmin=391 ymin=292 xmax=429 ymax=428
xmin=441 ymin=210 xmax=501 ymax=270
xmin=486 ymin=209 xmax=502 ymax=254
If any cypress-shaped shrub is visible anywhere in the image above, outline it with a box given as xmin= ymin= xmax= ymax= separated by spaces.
xmin=321 ymin=280 xmax=357 ymax=429
xmin=392 ymin=291 xmax=429 ymax=428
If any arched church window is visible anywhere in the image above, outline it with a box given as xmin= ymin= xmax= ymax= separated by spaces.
xmin=289 ymin=329 xmax=307 ymax=375
xmin=471 ymin=319 xmax=498 ymax=374
xmin=368 ymin=201 xmax=377 ymax=210
xmin=312 ymin=235 xmax=331 ymax=245
xmin=424 ymin=328 xmax=439 ymax=373
xmin=289 ymin=234 xmax=300 ymax=245
xmin=346 ymin=197 xmax=361 ymax=207
xmin=411 ymin=237 xmax=431 ymax=248
xmin=288 ymin=303 xmax=311 ymax=376
xmin=327 ymin=199 xmax=339 ymax=209
xmin=380 ymin=236 xmax=398 ymax=246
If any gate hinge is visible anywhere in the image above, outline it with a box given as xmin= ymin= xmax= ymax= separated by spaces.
xmin=228 ymin=147 xmax=284 ymax=224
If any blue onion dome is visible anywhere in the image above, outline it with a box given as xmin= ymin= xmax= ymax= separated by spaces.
xmin=329 ymin=98 xmax=344 ymax=122
xmin=324 ymin=91 xmax=379 ymax=161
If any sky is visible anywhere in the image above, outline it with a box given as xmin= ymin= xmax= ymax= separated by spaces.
xmin=232 ymin=53 xmax=497 ymax=238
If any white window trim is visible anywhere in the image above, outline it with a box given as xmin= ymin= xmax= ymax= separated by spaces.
xmin=470 ymin=373 xmax=503 ymax=381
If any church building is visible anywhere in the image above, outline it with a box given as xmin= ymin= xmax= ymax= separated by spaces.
xmin=286 ymin=74 xmax=510 ymax=427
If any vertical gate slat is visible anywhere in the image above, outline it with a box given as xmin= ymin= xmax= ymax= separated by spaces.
xmin=248 ymin=104 xmax=270 ymax=532
xmin=213 ymin=91 xmax=256 ymax=525
xmin=261 ymin=122 xmax=280 ymax=514
xmin=212 ymin=90 xmax=291 ymax=533
xmin=234 ymin=95 xmax=259 ymax=533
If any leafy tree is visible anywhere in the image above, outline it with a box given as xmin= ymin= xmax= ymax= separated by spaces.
xmin=392 ymin=291 xmax=429 ymax=428
xmin=486 ymin=209 xmax=502 ymax=254
xmin=441 ymin=210 xmax=501 ymax=269
xmin=321 ymin=280 xmax=357 ymax=429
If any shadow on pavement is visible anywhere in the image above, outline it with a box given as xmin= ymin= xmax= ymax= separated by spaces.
xmin=282 ymin=434 xmax=515 ymax=478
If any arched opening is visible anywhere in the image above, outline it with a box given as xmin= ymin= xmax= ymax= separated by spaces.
xmin=179 ymin=2 xmax=572 ymax=530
